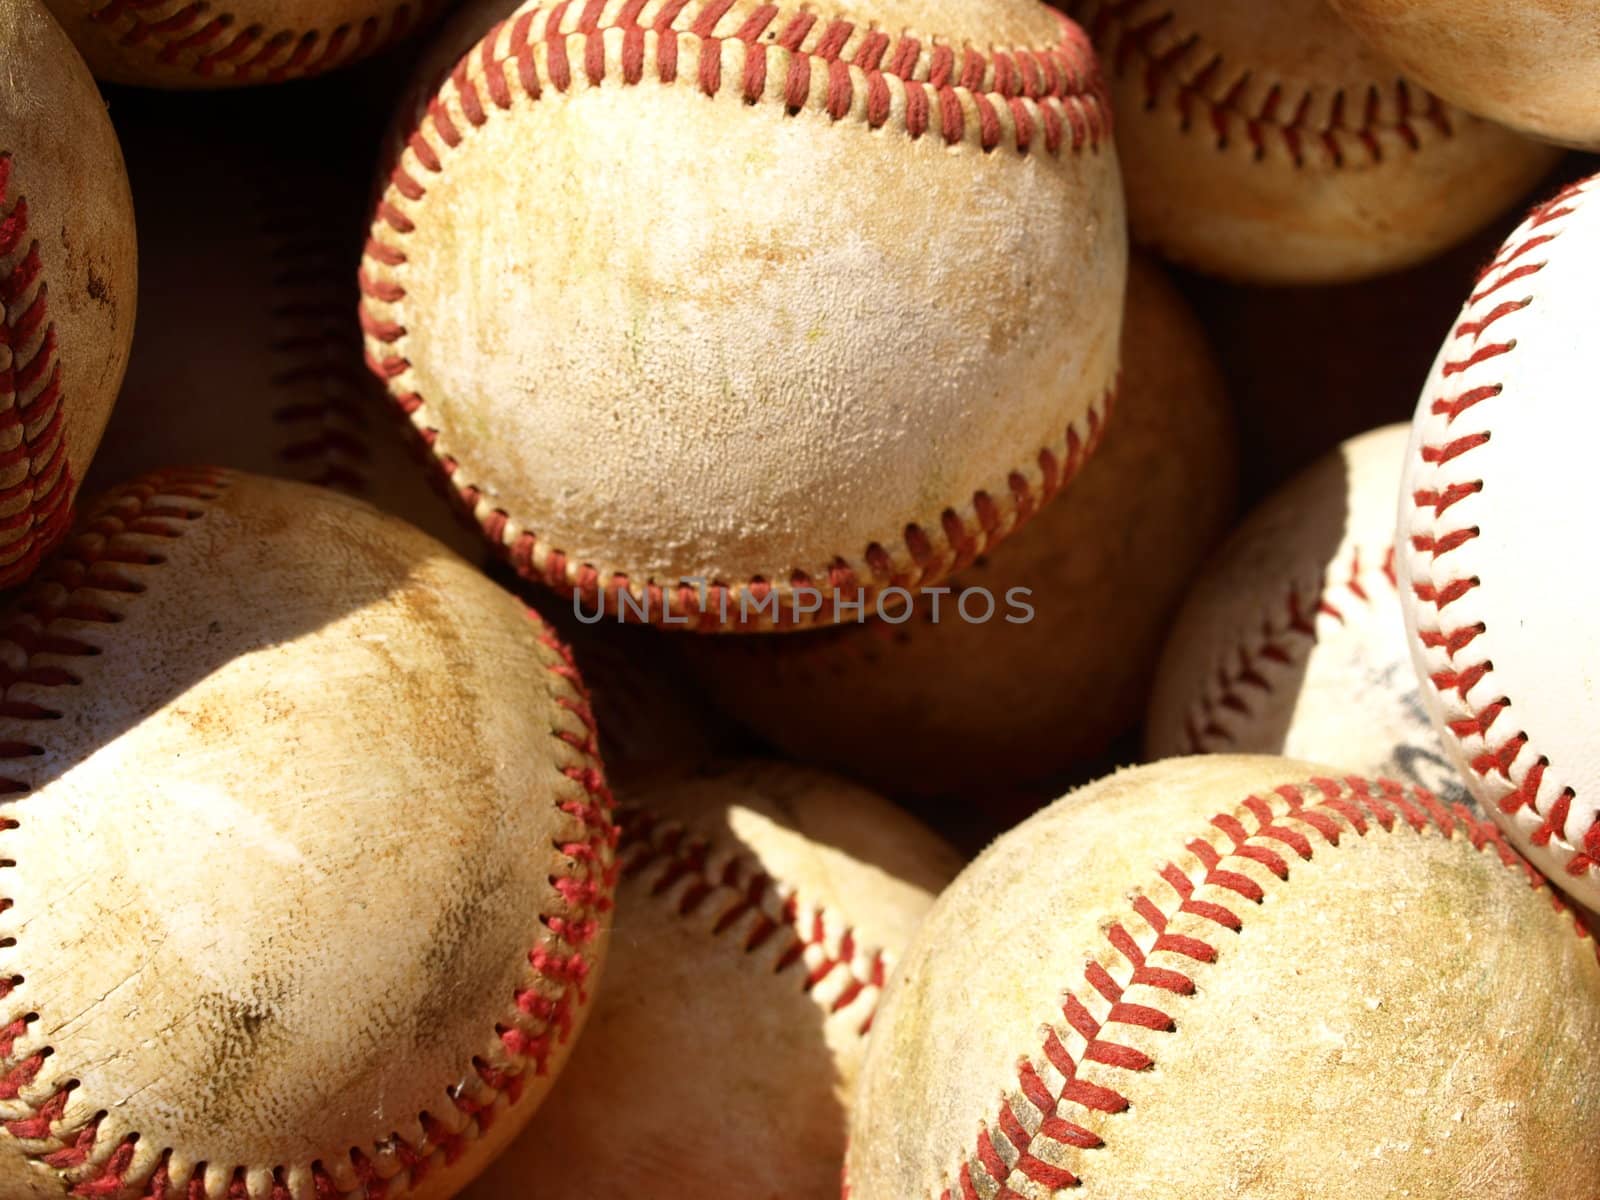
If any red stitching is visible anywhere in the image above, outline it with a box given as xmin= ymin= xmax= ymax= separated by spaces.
xmin=1063 ymin=0 xmax=1456 ymax=168
xmin=359 ymin=0 xmax=1114 ymax=630
xmin=1405 ymin=180 xmax=1594 ymax=874
xmin=941 ymin=775 xmax=1588 ymax=1198
xmin=0 ymin=153 xmax=75 ymax=590
xmin=1179 ymin=544 xmax=1397 ymax=751
xmin=258 ymin=186 xmax=379 ymax=494
xmin=0 ymin=469 xmax=618 ymax=1197
xmin=84 ymin=0 xmax=436 ymax=83
xmin=616 ymin=801 xmax=889 ymax=1035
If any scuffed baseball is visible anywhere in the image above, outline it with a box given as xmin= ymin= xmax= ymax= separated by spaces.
xmin=361 ymin=0 xmax=1127 ymax=629
xmin=681 ymin=256 xmax=1236 ymax=795
xmin=0 ymin=470 xmax=616 ymax=1199
xmin=1149 ymin=424 xmax=1463 ymax=803
xmin=40 ymin=0 xmax=441 ymax=86
xmin=87 ymin=100 xmax=481 ymax=562
xmin=848 ymin=756 xmax=1600 ymax=1199
xmin=1400 ymin=173 xmax=1600 ymax=910
xmin=1327 ymin=0 xmax=1600 ymax=150
xmin=462 ymin=759 xmax=962 ymax=1199
xmin=0 ymin=0 xmax=135 ymax=588
xmin=1058 ymin=0 xmax=1560 ymax=283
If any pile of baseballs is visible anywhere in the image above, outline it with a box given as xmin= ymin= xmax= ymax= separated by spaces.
xmin=1 ymin=0 xmax=1597 ymax=1192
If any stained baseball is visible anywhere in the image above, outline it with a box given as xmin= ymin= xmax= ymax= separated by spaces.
xmin=1058 ymin=0 xmax=1560 ymax=283
xmin=848 ymin=755 xmax=1600 ymax=1198
xmin=1327 ymin=0 xmax=1600 ymax=150
xmin=0 ymin=470 xmax=616 ymax=1199
xmin=462 ymin=760 xmax=961 ymax=1199
xmin=682 ymin=255 xmax=1236 ymax=794
xmin=1399 ymin=173 xmax=1600 ymax=911
xmin=39 ymin=0 xmax=440 ymax=86
xmin=1149 ymin=424 xmax=1464 ymax=803
xmin=0 ymin=0 xmax=136 ymax=589
xmin=361 ymin=0 xmax=1126 ymax=629
xmin=87 ymin=103 xmax=480 ymax=562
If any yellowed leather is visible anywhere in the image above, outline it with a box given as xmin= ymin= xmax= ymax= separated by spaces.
xmin=0 ymin=470 xmax=615 ymax=1199
xmin=40 ymin=0 xmax=437 ymax=86
xmin=681 ymin=255 xmax=1236 ymax=794
xmin=1328 ymin=0 xmax=1600 ymax=149
xmin=849 ymin=755 xmax=1600 ymax=1198
xmin=361 ymin=0 xmax=1127 ymax=628
xmin=0 ymin=0 xmax=134 ymax=585
xmin=1060 ymin=0 xmax=1560 ymax=283
xmin=462 ymin=759 xmax=962 ymax=1199
xmin=86 ymin=105 xmax=481 ymax=562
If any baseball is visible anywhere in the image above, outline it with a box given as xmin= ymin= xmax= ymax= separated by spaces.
xmin=1327 ymin=0 xmax=1600 ymax=150
xmin=360 ymin=0 xmax=1126 ymax=630
xmin=1400 ymin=173 xmax=1600 ymax=911
xmin=39 ymin=0 xmax=440 ymax=86
xmin=682 ymin=255 xmax=1236 ymax=795
xmin=848 ymin=755 xmax=1600 ymax=1198
xmin=0 ymin=0 xmax=136 ymax=589
xmin=86 ymin=100 xmax=480 ymax=562
xmin=0 ymin=469 xmax=616 ymax=1198
xmin=1058 ymin=0 xmax=1561 ymax=283
xmin=1149 ymin=424 xmax=1464 ymax=803
xmin=461 ymin=759 xmax=962 ymax=1199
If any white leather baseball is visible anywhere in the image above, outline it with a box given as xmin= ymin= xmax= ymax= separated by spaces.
xmin=847 ymin=755 xmax=1600 ymax=1199
xmin=0 ymin=0 xmax=136 ymax=589
xmin=0 ymin=470 xmax=616 ymax=1199
xmin=462 ymin=759 xmax=962 ymax=1199
xmin=360 ymin=0 xmax=1126 ymax=629
xmin=1400 ymin=172 xmax=1600 ymax=909
xmin=1149 ymin=424 xmax=1463 ymax=803
xmin=1057 ymin=0 xmax=1560 ymax=283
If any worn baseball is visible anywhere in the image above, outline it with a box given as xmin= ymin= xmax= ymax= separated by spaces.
xmin=463 ymin=759 xmax=962 ymax=1199
xmin=1400 ymin=174 xmax=1600 ymax=910
xmin=361 ymin=0 xmax=1126 ymax=630
xmin=1057 ymin=0 xmax=1560 ymax=283
xmin=1327 ymin=0 xmax=1600 ymax=150
xmin=683 ymin=256 xmax=1235 ymax=794
xmin=0 ymin=469 xmax=617 ymax=1198
xmin=848 ymin=755 xmax=1600 ymax=1199
xmin=39 ymin=0 xmax=440 ymax=86
xmin=0 ymin=0 xmax=135 ymax=589
xmin=87 ymin=101 xmax=480 ymax=561
xmin=1149 ymin=425 xmax=1463 ymax=803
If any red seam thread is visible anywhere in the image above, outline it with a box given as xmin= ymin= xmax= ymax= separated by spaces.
xmin=0 ymin=153 xmax=75 ymax=590
xmin=258 ymin=185 xmax=378 ymax=494
xmin=1406 ymin=180 xmax=1593 ymax=873
xmin=84 ymin=0 xmax=437 ymax=83
xmin=616 ymin=802 xmax=888 ymax=1035
xmin=941 ymin=775 xmax=1591 ymax=1198
xmin=0 ymin=470 xmax=618 ymax=1198
xmin=1063 ymin=0 xmax=1456 ymax=168
xmin=358 ymin=0 xmax=1114 ymax=630
xmin=1180 ymin=543 xmax=1397 ymax=751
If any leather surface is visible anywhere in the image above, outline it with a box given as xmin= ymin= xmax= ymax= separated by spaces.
xmin=1149 ymin=424 xmax=1465 ymax=804
xmin=462 ymin=759 xmax=961 ymax=1199
xmin=682 ymin=256 xmax=1237 ymax=794
xmin=848 ymin=755 xmax=1600 ymax=1198
xmin=0 ymin=0 xmax=135 ymax=579
xmin=0 ymin=471 xmax=614 ymax=1199
xmin=1061 ymin=0 xmax=1560 ymax=282
xmin=1328 ymin=0 xmax=1600 ymax=149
